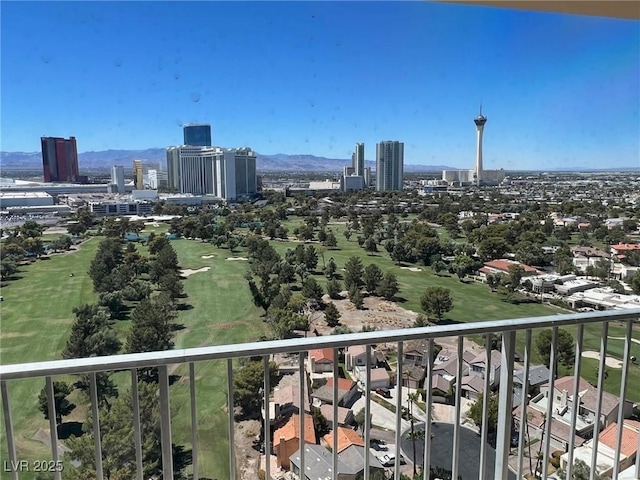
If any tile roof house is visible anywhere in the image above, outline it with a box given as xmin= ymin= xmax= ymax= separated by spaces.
xmin=345 ymin=345 xmax=377 ymax=371
xmin=289 ymin=443 xmax=384 ymax=480
xmin=559 ymin=420 xmax=640 ymax=478
xmin=468 ymin=349 xmax=502 ymax=387
xmin=273 ymin=413 xmax=316 ymax=469
xmin=322 ymin=427 xmax=365 ymax=453
xmin=308 ymin=348 xmax=335 ymax=373
xmin=353 ymin=366 xmax=390 ymax=390
xmin=268 ymin=373 xmax=311 ymax=423
xmin=312 ymin=377 xmax=358 ymax=407
xmin=479 ymin=259 xmax=542 ymax=277
xmin=319 ymin=404 xmax=354 ymax=428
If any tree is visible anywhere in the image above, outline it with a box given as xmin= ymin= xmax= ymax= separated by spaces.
xmin=536 ymin=328 xmax=575 ymax=369
xmin=326 ymin=279 xmax=342 ymax=299
xmin=432 ymin=260 xmax=447 ymax=276
xmin=363 ymin=264 xmax=383 ymax=294
xmin=38 ymin=381 xmax=76 ymax=425
xmin=324 ymin=231 xmax=337 ymax=249
xmin=324 ymin=302 xmax=341 ymax=327
xmin=323 ymin=257 xmax=337 ymax=279
xmin=233 ymin=360 xmax=278 ymax=416
xmin=631 ymin=272 xmax=640 ymax=295
xmin=63 ymin=305 xmax=122 ymax=359
xmin=420 ymin=287 xmax=453 ymax=323
xmin=64 ymin=381 xmax=191 ymax=480
xmin=556 ymin=459 xmax=604 ymax=480
xmin=467 ymin=394 xmax=499 ymax=433
xmin=312 ymin=408 xmax=331 ymax=439
xmin=486 ymin=273 xmax=501 ymax=292
xmin=89 ymin=238 xmax=124 ymax=293
xmin=349 ymin=287 xmax=364 ymax=310
xmin=302 ymin=277 xmax=324 ymax=308
xmin=507 ymin=264 xmax=525 ymax=291
xmin=377 ymin=272 xmax=399 ymax=300
xmin=343 ymin=256 xmax=364 ymax=291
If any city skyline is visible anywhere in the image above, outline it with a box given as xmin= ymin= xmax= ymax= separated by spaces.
xmin=1 ymin=2 xmax=639 ymax=170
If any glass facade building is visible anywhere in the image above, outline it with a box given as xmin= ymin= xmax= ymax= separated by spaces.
xmin=183 ymin=124 xmax=212 ymax=147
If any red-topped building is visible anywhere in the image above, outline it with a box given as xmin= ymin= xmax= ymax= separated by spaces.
xmin=41 ymin=136 xmax=79 ymax=182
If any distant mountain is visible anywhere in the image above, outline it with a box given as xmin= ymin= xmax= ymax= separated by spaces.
xmin=0 ymin=149 xmax=453 ymax=173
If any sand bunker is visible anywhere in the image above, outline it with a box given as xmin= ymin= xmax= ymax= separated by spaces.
xmin=201 ymin=254 xmax=216 ymax=259
xmin=400 ymin=267 xmax=422 ymax=272
xmin=181 ymin=266 xmax=211 ymax=277
xmin=226 ymin=257 xmax=249 ymax=261
xmin=581 ymin=351 xmax=623 ymax=369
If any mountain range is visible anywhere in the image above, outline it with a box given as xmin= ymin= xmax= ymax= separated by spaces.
xmin=0 ymin=149 xmax=453 ymax=173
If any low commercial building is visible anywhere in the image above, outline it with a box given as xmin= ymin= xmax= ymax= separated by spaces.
xmin=0 ymin=192 xmax=54 ymax=208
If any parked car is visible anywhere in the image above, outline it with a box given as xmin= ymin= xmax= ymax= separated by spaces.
xmin=375 ymin=387 xmax=391 ymax=398
xmin=370 ymin=439 xmax=387 ymax=451
xmin=379 ymin=453 xmax=406 ymax=467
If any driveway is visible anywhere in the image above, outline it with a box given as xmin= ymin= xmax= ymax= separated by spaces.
xmin=351 ymin=394 xmax=410 ymax=432
xmin=399 ymin=422 xmax=517 ymax=480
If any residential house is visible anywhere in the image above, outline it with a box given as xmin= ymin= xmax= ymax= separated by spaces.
xmin=468 ymin=349 xmax=502 ymax=388
xmin=311 ymin=377 xmax=358 ymax=407
xmin=478 ymin=259 xmax=542 ymax=280
xmin=571 ymin=246 xmax=610 ymax=272
xmin=512 ymin=365 xmax=551 ymax=407
xmin=610 ymin=243 xmax=640 ymax=260
xmin=354 ymin=366 xmax=390 ymax=390
xmin=322 ymin=427 xmax=364 ymax=453
xmin=319 ymin=404 xmax=354 ymax=429
xmin=345 ymin=345 xmax=376 ymax=371
xmin=289 ymin=444 xmax=384 ymax=480
xmin=514 ymin=376 xmax=633 ymax=451
xmin=403 ymin=339 xmax=430 ymax=367
xmin=308 ymin=348 xmax=334 ymax=374
xmin=273 ymin=413 xmax=316 ymax=470
xmin=268 ymin=373 xmax=311 ymax=424
xmin=461 ymin=375 xmax=486 ymax=401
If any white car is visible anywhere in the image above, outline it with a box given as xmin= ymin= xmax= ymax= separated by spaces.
xmin=379 ymin=453 xmax=406 ymax=467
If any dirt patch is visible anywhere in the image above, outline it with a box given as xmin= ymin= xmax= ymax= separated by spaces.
xmin=226 ymin=257 xmax=249 ymax=261
xmin=0 ymin=332 xmax=34 ymax=339
xmin=181 ymin=266 xmax=211 ymax=277
xmin=400 ymin=266 xmax=423 ymax=272
xmin=582 ymin=351 xmax=623 ymax=369
xmin=234 ymin=419 xmax=262 ymax=480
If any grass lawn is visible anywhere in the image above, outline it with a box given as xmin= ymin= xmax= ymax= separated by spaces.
xmin=1 ymin=219 xmax=638 ymax=479
xmin=0 ymin=235 xmax=267 ymax=479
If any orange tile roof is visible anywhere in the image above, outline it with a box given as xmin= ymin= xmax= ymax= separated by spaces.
xmin=323 ymin=426 xmax=365 ymax=453
xmin=273 ymin=413 xmax=316 ymax=446
xmin=326 ymin=377 xmax=356 ymax=391
xmin=611 ymin=243 xmax=640 ymax=251
xmin=309 ymin=348 xmax=334 ymax=363
xmin=599 ymin=420 xmax=640 ymax=458
xmin=484 ymin=259 xmax=539 ymax=274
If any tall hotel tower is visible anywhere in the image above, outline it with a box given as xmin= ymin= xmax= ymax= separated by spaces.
xmin=474 ymin=107 xmax=487 ymax=186
xmin=41 ymin=136 xmax=79 ymax=182
xmin=183 ymin=124 xmax=212 ymax=147
xmin=352 ymin=143 xmax=365 ymax=177
xmin=375 ymin=141 xmax=404 ymax=191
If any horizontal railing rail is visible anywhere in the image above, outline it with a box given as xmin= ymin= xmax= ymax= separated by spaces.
xmin=1 ymin=309 xmax=638 ymax=380
xmin=1 ymin=308 xmax=638 ymax=480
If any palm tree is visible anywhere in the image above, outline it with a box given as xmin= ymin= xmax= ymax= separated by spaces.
xmin=407 ymin=391 xmax=421 ymax=477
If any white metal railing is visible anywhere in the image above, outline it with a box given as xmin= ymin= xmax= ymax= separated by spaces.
xmin=1 ymin=309 xmax=639 ymax=480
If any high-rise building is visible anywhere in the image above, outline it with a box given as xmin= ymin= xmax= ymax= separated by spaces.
xmin=474 ymin=106 xmax=487 ymax=186
xmin=111 ymin=165 xmax=125 ymax=193
xmin=133 ymin=160 xmax=144 ymax=190
xmin=166 ymin=145 xmax=257 ymax=200
xmin=41 ymin=136 xmax=79 ymax=183
xmin=352 ymin=143 xmax=365 ymax=177
xmin=375 ymin=141 xmax=404 ymax=191
xmin=183 ymin=124 xmax=212 ymax=147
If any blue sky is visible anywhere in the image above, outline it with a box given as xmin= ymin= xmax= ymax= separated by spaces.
xmin=1 ymin=1 xmax=638 ymax=170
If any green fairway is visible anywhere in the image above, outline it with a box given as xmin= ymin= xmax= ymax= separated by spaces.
xmin=1 ymin=221 xmax=638 ymax=479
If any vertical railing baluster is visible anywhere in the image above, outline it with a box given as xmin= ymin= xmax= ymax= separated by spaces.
xmin=613 ymin=319 xmax=633 ymax=479
xmin=566 ymin=324 xmax=584 ymax=480
xmin=591 ymin=322 xmax=609 ymax=480
xmin=365 ymin=345 xmax=372 ymax=480
xmin=423 ymin=339 xmax=434 ymax=480
xmin=1 ymin=381 xmax=18 ymax=480
xmin=263 ymin=356 xmax=271 ymax=480
xmin=299 ymin=351 xmax=306 ymax=478
xmin=541 ymin=327 xmax=558 ymax=480
xmin=89 ymin=373 xmax=104 ymax=480
xmin=479 ymin=333 xmax=492 ymax=480
xmin=45 ymin=376 xmax=62 ymax=480
xmin=189 ymin=363 xmax=198 ymax=480
xmin=452 ymin=336 xmax=463 ymax=480
xmin=159 ymin=365 xmax=174 ymax=480
xmin=130 ymin=369 xmax=143 ymax=480
xmin=517 ymin=330 xmax=532 ymax=480
xmin=332 ymin=348 xmax=339 ymax=480
xmin=495 ymin=331 xmax=516 ymax=480
xmin=226 ymin=360 xmax=236 ymax=480
xmin=394 ymin=342 xmax=403 ymax=480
